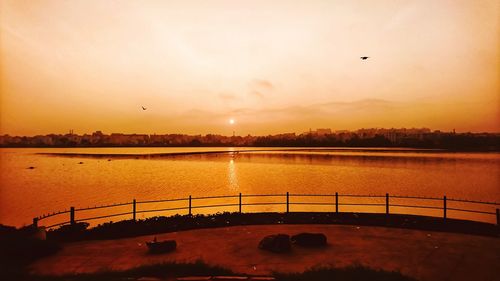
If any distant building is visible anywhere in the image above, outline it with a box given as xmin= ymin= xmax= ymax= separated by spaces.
xmin=315 ymin=129 xmax=332 ymax=136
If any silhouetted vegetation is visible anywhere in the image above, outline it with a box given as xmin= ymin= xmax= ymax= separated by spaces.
xmin=252 ymin=133 xmax=499 ymax=151
xmin=20 ymin=261 xmax=417 ymax=281
xmin=2 ymin=129 xmax=499 ymax=151
xmin=275 ymin=265 xmax=417 ymax=281
xmin=0 ymin=225 xmax=61 ymax=280
xmin=47 ymin=212 xmax=499 ymax=243
xmin=18 ymin=260 xmax=234 ymax=281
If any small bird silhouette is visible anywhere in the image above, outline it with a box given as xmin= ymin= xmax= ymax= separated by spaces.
xmin=142 ymin=106 xmax=147 ymax=110
xmin=360 ymin=56 xmax=370 ymax=60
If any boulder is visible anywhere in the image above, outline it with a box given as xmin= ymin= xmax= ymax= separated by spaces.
xmin=258 ymin=234 xmax=291 ymax=253
xmin=291 ymin=233 xmax=327 ymax=247
xmin=146 ymin=239 xmax=177 ymax=254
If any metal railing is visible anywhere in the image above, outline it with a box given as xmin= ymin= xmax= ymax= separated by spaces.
xmin=33 ymin=193 xmax=500 ymax=229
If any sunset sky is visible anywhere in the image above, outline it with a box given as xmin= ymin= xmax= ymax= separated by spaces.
xmin=1 ymin=0 xmax=499 ymax=136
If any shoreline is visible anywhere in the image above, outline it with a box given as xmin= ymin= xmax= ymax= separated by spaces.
xmin=1 ymin=145 xmax=499 ymax=152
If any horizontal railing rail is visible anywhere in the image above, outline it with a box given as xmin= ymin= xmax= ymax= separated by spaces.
xmin=32 ymin=193 xmax=500 ymax=229
xmin=137 ymin=206 xmax=189 ymax=214
xmin=37 ymin=210 xmax=70 ymax=220
xmin=75 ymin=202 xmax=133 ymax=211
xmin=191 ymin=195 xmax=240 ymax=200
xmin=137 ymin=198 xmax=189 ymax=204
xmin=390 ymin=195 xmax=444 ymax=201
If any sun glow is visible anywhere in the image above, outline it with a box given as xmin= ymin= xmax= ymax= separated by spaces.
xmin=229 ymin=119 xmax=235 ymax=125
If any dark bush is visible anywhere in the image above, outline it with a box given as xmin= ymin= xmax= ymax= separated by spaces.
xmin=0 ymin=224 xmax=61 ymax=279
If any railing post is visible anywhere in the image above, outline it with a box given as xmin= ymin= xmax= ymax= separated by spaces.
xmin=496 ymin=208 xmax=499 ymax=226
xmin=239 ymin=193 xmax=242 ymax=213
xmin=133 ymin=199 xmax=136 ymax=221
xmin=443 ymin=196 xmax=447 ymax=221
xmin=33 ymin=217 xmax=38 ymax=228
xmin=335 ymin=192 xmax=339 ymax=214
xmin=286 ymin=192 xmax=289 ymax=213
xmin=386 ymin=193 xmax=389 ymax=215
xmin=70 ymin=207 xmax=75 ymax=225
xmin=189 ymin=195 xmax=192 ymax=216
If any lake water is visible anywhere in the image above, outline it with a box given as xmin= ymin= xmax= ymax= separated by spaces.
xmin=1 ymin=147 xmax=499 ymax=227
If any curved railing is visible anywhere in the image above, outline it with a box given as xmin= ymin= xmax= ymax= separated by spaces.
xmin=33 ymin=193 xmax=500 ymax=229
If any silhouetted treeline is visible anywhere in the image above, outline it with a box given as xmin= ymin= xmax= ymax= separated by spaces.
xmin=254 ymin=133 xmax=499 ymax=151
xmin=1 ymin=130 xmax=499 ymax=151
xmin=253 ymin=134 xmax=393 ymax=147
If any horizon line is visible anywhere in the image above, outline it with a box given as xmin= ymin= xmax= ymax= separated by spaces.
xmin=2 ymin=127 xmax=500 ymax=138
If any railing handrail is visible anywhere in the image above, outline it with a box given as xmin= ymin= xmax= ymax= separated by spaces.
xmin=137 ymin=197 xmax=188 ymax=204
xmin=75 ymin=202 xmax=133 ymax=212
xmin=33 ymin=193 xmax=500 ymax=228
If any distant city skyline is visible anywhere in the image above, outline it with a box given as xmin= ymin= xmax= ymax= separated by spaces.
xmin=2 ymin=127 xmax=498 ymax=151
xmin=2 ymin=126 xmax=498 ymax=138
xmin=1 ymin=1 xmax=499 ymax=135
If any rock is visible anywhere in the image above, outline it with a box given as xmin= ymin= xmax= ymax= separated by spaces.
xmin=146 ymin=239 xmax=177 ymax=254
xmin=291 ymin=233 xmax=327 ymax=247
xmin=258 ymin=234 xmax=291 ymax=253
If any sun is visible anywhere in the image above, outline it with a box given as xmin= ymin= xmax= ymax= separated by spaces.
xmin=229 ymin=119 xmax=235 ymax=125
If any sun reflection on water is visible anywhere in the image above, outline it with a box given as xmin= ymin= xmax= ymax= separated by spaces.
xmin=228 ymin=157 xmax=239 ymax=190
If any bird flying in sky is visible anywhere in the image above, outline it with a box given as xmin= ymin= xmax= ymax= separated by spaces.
xmin=360 ymin=56 xmax=370 ymax=60
xmin=142 ymin=106 xmax=147 ymax=110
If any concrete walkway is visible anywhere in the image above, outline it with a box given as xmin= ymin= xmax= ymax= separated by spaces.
xmin=30 ymin=225 xmax=500 ymax=281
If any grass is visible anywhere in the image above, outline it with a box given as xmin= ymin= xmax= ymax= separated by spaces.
xmin=275 ymin=265 xmax=418 ymax=281
xmin=29 ymin=260 xmax=234 ymax=281
xmin=15 ymin=261 xmax=417 ymax=281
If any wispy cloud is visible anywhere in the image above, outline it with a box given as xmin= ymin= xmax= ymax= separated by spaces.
xmin=177 ymin=98 xmax=397 ymax=122
xmin=251 ymin=79 xmax=274 ymax=90
xmin=218 ymin=92 xmax=237 ymax=100
xmin=139 ymin=97 xmax=497 ymax=134
xmin=249 ymin=90 xmax=264 ymax=99
xmin=248 ymin=79 xmax=274 ymax=99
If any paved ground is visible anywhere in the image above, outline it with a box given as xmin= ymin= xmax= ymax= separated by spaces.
xmin=30 ymin=224 xmax=500 ymax=281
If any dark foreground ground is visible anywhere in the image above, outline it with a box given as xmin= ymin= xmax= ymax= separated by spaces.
xmin=1 ymin=212 xmax=499 ymax=281
xmin=30 ymin=224 xmax=500 ymax=281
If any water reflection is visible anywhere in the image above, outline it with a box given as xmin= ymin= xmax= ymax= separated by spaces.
xmin=1 ymin=148 xmax=499 ymax=227
xmin=228 ymin=158 xmax=239 ymax=190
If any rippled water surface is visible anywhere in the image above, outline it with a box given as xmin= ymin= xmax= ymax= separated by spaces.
xmin=1 ymin=147 xmax=499 ymax=226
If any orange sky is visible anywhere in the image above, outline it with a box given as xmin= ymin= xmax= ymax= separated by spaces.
xmin=1 ymin=0 xmax=499 ymax=136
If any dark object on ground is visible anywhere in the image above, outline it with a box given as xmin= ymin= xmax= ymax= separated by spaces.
xmin=291 ymin=232 xmax=327 ymax=247
xmin=258 ymin=234 xmax=291 ymax=253
xmin=146 ymin=238 xmax=176 ymax=254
